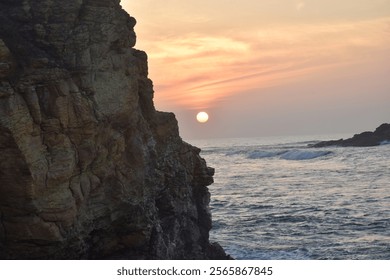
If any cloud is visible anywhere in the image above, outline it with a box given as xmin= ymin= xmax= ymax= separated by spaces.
xmin=143 ymin=17 xmax=390 ymax=110
xmin=296 ymin=1 xmax=306 ymax=12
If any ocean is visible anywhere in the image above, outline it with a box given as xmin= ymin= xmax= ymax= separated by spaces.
xmin=191 ymin=135 xmax=390 ymax=260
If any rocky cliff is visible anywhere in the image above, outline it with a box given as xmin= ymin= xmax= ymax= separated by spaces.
xmin=312 ymin=123 xmax=390 ymax=148
xmin=0 ymin=0 xmax=227 ymax=259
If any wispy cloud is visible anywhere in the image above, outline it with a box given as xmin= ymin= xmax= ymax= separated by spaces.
xmin=296 ymin=1 xmax=306 ymax=12
xmin=142 ymin=17 xmax=390 ymax=110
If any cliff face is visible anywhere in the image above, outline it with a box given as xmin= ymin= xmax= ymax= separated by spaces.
xmin=0 ymin=0 xmax=226 ymax=259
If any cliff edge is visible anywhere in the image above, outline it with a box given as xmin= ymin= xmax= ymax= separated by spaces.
xmin=0 ymin=0 xmax=228 ymax=259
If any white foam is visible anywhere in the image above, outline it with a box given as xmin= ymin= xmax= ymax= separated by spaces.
xmin=380 ymin=140 xmax=390 ymax=145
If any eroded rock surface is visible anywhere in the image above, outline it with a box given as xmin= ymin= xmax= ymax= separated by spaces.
xmin=0 ymin=0 xmax=228 ymax=259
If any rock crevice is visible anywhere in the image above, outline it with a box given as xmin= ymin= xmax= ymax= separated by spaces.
xmin=0 ymin=0 xmax=228 ymax=259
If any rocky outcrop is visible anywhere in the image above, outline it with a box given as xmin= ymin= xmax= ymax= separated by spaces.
xmin=0 ymin=0 xmax=228 ymax=259
xmin=312 ymin=123 xmax=390 ymax=147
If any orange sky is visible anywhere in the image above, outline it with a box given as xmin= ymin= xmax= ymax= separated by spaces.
xmin=123 ymin=0 xmax=390 ymax=139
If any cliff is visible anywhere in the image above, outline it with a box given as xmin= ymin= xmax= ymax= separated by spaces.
xmin=0 ymin=0 xmax=228 ymax=259
xmin=312 ymin=123 xmax=390 ymax=148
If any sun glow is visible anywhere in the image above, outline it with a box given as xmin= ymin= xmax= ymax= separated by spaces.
xmin=196 ymin=112 xmax=209 ymax=123
xmin=123 ymin=0 xmax=390 ymax=139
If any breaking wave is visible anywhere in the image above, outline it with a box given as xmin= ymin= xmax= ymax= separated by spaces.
xmin=241 ymin=149 xmax=332 ymax=160
xmin=199 ymin=135 xmax=390 ymax=260
xmin=247 ymin=150 xmax=287 ymax=159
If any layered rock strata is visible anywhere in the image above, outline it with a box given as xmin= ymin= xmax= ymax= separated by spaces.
xmin=0 ymin=0 xmax=227 ymax=259
xmin=312 ymin=123 xmax=390 ymax=148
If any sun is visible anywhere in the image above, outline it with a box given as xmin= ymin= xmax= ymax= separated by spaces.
xmin=196 ymin=112 xmax=209 ymax=123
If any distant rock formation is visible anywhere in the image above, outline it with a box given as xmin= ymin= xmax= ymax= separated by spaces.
xmin=312 ymin=123 xmax=390 ymax=147
xmin=0 ymin=0 xmax=228 ymax=259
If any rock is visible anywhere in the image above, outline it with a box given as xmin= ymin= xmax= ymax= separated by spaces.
xmin=0 ymin=0 xmax=229 ymax=259
xmin=311 ymin=123 xmax=390 ymax=147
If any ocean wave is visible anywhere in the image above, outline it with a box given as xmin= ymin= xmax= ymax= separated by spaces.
xmin=280 ymin=150 xmax=332 ymax=160
xmin=246 ymin=149 xmax=332 ymax=160
xmin=225 ymin=150 xmax=246 ymax=156
xmin=247 ymin=150 xmax=286 ymax=159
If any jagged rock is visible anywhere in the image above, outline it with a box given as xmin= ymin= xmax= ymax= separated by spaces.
xmin=0 ymin=0 xmax=229 ymax=259
xmin=312 ymin=123 xmax=390 ymax=147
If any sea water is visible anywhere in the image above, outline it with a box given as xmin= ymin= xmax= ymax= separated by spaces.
xmin=191 ymin=135 xmax=390 ymax=260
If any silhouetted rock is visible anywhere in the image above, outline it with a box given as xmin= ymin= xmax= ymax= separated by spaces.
xmin=312 ymin=123 xmax=390 ymax=147
xmin=0 ymin=0 xmax=229 ymax=259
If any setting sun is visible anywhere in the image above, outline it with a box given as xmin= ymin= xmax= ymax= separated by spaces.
xmin=125 ymin=0 xmax=390 ymax=139
xmin=196 ymin=112 xmax=209 ymax=123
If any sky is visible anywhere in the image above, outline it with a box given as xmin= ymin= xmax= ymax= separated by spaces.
xmin=122 ymin=0 xmax=390 ymax=140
